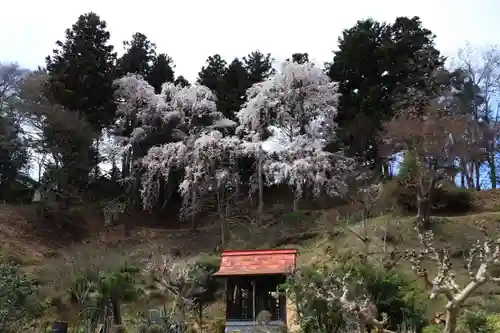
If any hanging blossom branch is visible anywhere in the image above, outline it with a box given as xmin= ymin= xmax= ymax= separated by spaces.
xmin=178 ymin=131 xmax=244 ymax=221
xmin=236 ymin=61 xmax=358 ymax=210
xmin=114 ymin=74 xmax=236 ymax=212
xmin=264 ymin=136 xmax=357 ymax=206
xmin=405 ymin=223 xmax=500 ymax=333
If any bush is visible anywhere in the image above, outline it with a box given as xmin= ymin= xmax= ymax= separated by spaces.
xmin=458 ymin=309 xmax=493 ymax=333
xmin=208 ymin=320 xmax=225 ymax=333
xmin=335 ymin=262 xmax=427 ymax=331
xmin=422 ymin=324 xmax=443 ymax=333
xmin=283 ymin=264 xmax=344 ymax=333
xmin=384 ymin=179 xmax=474 ymax=215
xmin=0 ymin=260 xmax=42 ymax=332
xmin=486 ymin=314 xmax=500 ymax=332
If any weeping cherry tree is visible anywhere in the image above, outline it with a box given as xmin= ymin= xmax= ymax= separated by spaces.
xmin=237 ymin=61 xmax=356 ymax=211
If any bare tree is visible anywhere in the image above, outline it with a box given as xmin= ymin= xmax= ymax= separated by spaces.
xmin=455 ymin=44 xmax=500 ymax=188
xmin=405 ymin=224 xmax=500 ymax=333
xmin=382 ymin=101 xmax=467 ymax=228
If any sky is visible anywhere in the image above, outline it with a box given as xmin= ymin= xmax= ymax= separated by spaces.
xmin=2 ymin=0 xmax=500 ymax=83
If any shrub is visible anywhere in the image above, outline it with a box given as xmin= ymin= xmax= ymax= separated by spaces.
xmin=146 ymin=325 xmax=164 ymax=333
xmin=335 ymin=262 xmax=427 ymax=331
xmin=0 ymin=260 xmax=42 ymax=332
xmin=458 ymin=309 xmax=493 ymax=333
xmin=422 ymin=324 xmax=443 ymax=333
xmin=283 ymin=264 xmax=344 ymax=333
xmin=208 ymin=320 xmax=225 ymax=333
xmin=384 ymin=179 xmax=474 ymax=215
xmin=486 ymin=314 xmax=500 ymax=332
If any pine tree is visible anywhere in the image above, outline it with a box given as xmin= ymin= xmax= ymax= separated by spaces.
xmin=148 ymin=53 xmax=175 ymax=93
xmin=117 ymin=32 xmax=156 ymax=78
xmin=243 ymin=51 xmax=275 ymax=86
xmin=219 ymin=58 xmax=248 ymax=119
xmin=174 ymin=75 xmax=190 ymax=87
xmin=197 ymin=54 xmax=227 ymax=91
xmin=45 ymin=12 xmax=117 ymax=185
xmin=45 ymin=12 xmax=117 ymax=131
xmin=287 ymin=52 xmax=309 ymax=64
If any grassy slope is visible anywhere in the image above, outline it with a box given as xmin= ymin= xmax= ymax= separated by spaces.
xmin=2 ymin=190 xmax=500 ymax=325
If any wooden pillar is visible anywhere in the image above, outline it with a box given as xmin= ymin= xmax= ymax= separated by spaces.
xmin=251 ymin=279 xmax=256 ymax=321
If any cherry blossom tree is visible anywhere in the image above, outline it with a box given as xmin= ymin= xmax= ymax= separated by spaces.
xmin=113 ymin=74 xmax=233 ymax=212
xmin=237 ymin=61 xmax=356 ymax=211
xmin=178 ymin=131 xmax=243 ymax=240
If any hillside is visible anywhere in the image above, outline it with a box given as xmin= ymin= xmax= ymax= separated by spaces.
xmin=3 ymin=189 xmax=500 ymax=327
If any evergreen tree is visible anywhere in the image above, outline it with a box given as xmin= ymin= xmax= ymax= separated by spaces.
xmin=219 ymin=58 xmax=248 ymax=119
xmin=148 ymin=53 xmax=175 ymax=93
xmin=45 ymin=12 xmax=117 ymax=186
xmin=45 ymin=12 xmax=117 ymax=131
xmin=197 ymin=54 xmax=228 ymax=117
xmin=197 ymin=54 xmax=227 ymax=91
xmin=287 ymin=52 xmax=309 ymax=64
xmin=243 ymin=51 xmax=275 ymax=86
xmin=117 ymin=32 xmax=156 ymax=78
xmin=174 ymin=75 xmax=190 ymax=87
xmin=326 ymin=16 xmax=444 ymax=176
xmin=0 ymin=109 xmax=28 ymax=201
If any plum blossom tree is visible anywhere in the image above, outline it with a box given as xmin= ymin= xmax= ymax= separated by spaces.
xmin=285 ymin=266 xmax=395 ymax=333
xmin=237 ymin=61 xmax=356 ymax=210
xmin=405 ymin=223 xmax=500 ymax=333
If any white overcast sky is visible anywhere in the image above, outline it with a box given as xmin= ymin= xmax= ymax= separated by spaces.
xmin=1 ymin=0 xmax=500 ymax=83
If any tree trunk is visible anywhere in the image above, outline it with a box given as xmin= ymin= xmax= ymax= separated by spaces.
xmin=474 ymin=162 xmax=481 ymax=190
xmin=191 ymin=190 xmax=197 ymax=231
xmin=443 ymin=307 xmax=458 ymax=333
xmin=111 ymin=297 xmax=122 ymax=325
xmin=488 ymin=152 xmax=497 ymax=189
xmin=416 ymin=192 xmax=431 ymax=228
xmin=217 ymin=192 xmax=226 ymax=249
xmin=382 ymin=161 xmax=390 ymax=178
xmin=198 ymin=303 xmax=203 ymax=328
xmin=258 ymin=155 xmax=264 ymax=215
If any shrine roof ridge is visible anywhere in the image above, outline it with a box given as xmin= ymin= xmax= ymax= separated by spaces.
xmin=220 ymin=248 xmax=298 ymax=256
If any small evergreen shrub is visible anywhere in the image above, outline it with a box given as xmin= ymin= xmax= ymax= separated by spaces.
xmin=383 ymin=179 xmax=474 ymax=215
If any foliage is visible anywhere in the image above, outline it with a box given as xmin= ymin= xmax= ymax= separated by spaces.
xmin=326 ymin=16 xmax=444 ymax=174
xmin=282 ymin=264 xmax=345 ymax=333
xmin=187 ymin=255 xmax=221 ymax=326
xmin=485 ymin=314 xmax=500 ymax=332
xmin=422 ymin=324 xmax=443 ymax=333
xmin=0 ymin=259 xmax=42 ymax=332
xmin=336 ymin=262 xmax=427 ymax=330
xmin=386 ymin=179 xmax=474 ymax=215
xmin=458 ymin=309 xmax=493 ymax=333
xmin=65 ymin=257 xmax=140 ymax=327
xmin=0 ymin=63 xmax=30 ymax=202
xmin=237 ymin=60 xmax=358 ymax=208
xmin=45 ymin=12 xmax=117 ymax=130
xmin=145 ymin=254 xmax=220 ymax=326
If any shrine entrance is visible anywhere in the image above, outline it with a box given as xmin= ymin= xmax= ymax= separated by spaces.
xmin=214 ymin=249 xmax=297 ymax=333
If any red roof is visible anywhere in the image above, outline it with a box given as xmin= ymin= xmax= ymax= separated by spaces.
xmin=214 ymin=249 xmax=297 ymax=276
